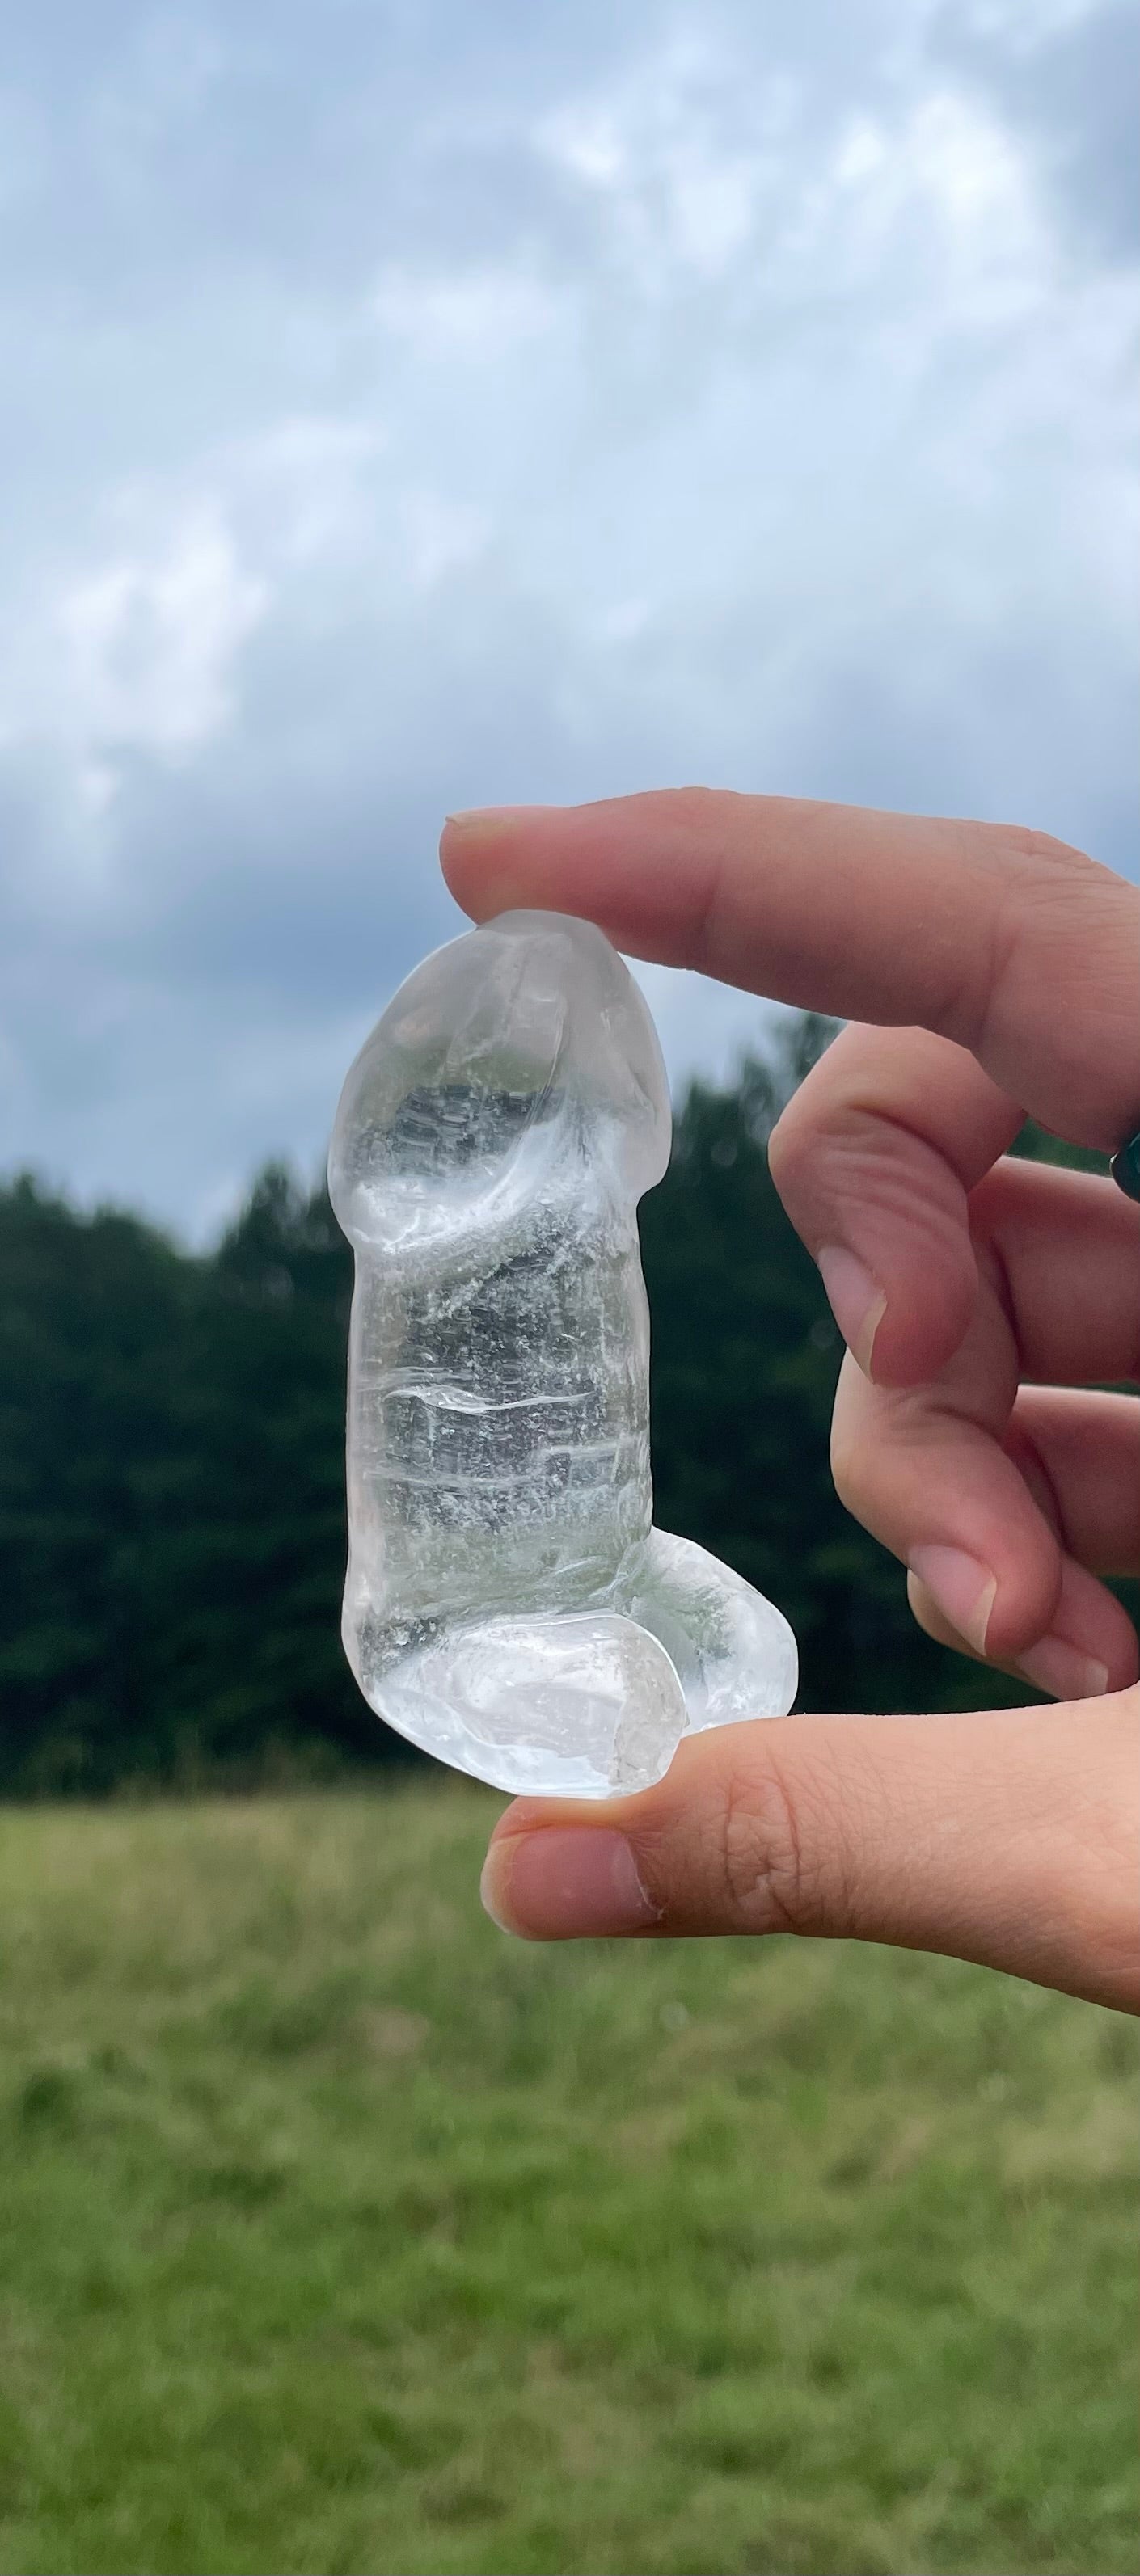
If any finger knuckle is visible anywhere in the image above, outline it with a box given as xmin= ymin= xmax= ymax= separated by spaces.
xmin=774 ymin=1101 xmax=969 ymax=1275
xmin=994 ymin=823 xmax=1085 ymax=872
xmin=766 ymin=1094 xmax=816 ymax=1207
xmin=718 ymin=1752 xmax=813 ymax=1935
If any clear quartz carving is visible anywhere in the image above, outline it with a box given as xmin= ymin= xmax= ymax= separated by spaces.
xmin=328 ymin=909 xmax=797 ymax=1798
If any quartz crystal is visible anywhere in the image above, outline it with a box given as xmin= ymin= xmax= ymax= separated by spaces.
xmin=328 ymin=909 xmax=797 ymax=1797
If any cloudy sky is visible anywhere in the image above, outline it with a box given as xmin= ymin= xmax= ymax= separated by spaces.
xmin=2 ymin=0 xmax=1136 ymax=1236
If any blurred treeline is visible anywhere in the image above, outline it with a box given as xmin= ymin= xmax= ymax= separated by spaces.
xmin=0 ymin=1018 xmax=1119 ymax=1794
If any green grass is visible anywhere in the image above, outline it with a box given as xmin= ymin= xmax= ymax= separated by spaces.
xmin=0 ymin=1791 xmax=1134 ymax=2576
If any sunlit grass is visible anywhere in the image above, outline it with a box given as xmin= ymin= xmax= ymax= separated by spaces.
xmin=0 ymin=1788 xmax=1134 ymax=2576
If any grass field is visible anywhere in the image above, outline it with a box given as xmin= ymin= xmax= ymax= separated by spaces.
xmin=0 ymin=1790 xmax=1134 ymax=2576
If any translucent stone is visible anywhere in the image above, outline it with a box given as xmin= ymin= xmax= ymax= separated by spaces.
xmin=328 ymin=909 xmax=797 ymax=1797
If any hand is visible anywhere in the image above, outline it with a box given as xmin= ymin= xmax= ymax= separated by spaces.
xmin=440 ymin=792 xmax=1140 ymax=2009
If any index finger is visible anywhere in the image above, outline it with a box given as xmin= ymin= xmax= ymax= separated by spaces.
xmin=440 ymin=791 xmax=1140 ymax=1149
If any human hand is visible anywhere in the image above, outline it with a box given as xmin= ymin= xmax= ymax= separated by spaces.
xmin=440 ymin=793 xmax=1140 ymax=2009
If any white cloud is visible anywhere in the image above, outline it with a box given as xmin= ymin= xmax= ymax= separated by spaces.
xmin=225 ymin=415 xmax=386 ymax=567
xmin=373 ymin=261 xmax=560 ymax=356
xmin=825 ymin=84 xmax=1048 ymax=324
xmin=56 ymin=500 xmax=267 ymax=766
xmin=534 ymin=29 xmax=794 ymax=289
xmin=944 ymin=0 xmax=1104 ymax=50
xmin=401 ymin=491 xmax=492 ymax=589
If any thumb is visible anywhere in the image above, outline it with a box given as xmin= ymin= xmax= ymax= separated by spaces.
xmin=479 ymin=1695 xmax=1139 ymax=2012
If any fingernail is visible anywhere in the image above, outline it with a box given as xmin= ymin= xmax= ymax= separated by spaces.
xmin=816 ymin=1246 xmax=886 ymax=1376
xmin=480 ymin=1828 xmax=661 ymax=1941
xmin=444 ymin=805 xmax=555 ymax=836
xmin=1017 ymin=1637 xmax=1110 ymax=1702
xmin=908 ymin=1545 xmax=997 ymax=1655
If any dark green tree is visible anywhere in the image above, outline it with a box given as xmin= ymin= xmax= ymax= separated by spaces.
xmin=0 ymin=1178 xmax=196 ymax=1790
xmin=0 ymin=1169 xmax=373 ymax=1790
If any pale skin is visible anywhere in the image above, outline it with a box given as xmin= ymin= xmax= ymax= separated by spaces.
xmin=439 ymin=793 xmax=1140 ymax=2012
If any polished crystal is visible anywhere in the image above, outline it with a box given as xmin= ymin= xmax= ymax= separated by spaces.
xmin=328 ymin=909 xmax=797 ymax=1796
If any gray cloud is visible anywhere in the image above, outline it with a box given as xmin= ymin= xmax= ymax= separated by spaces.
xmin=0 ymin=0 xmax=1135 ymax=1233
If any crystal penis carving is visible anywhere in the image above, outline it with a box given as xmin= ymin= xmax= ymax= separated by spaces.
xmin=328 ymin=910 xmax=797 ymax=1797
